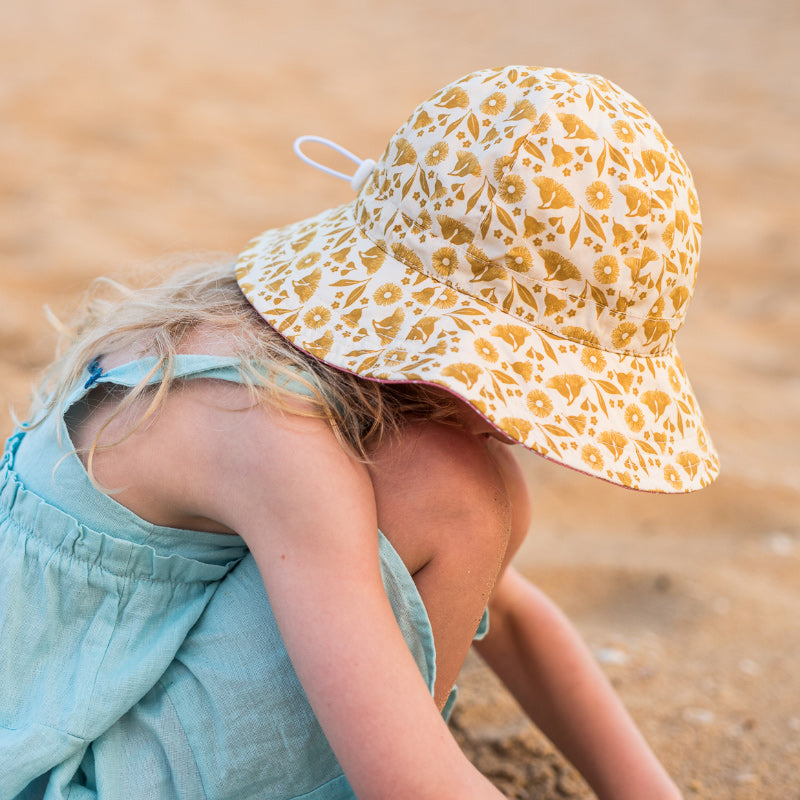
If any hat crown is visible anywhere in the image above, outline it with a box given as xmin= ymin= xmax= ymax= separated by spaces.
xmin=235 ymin=65 xmax=719 ymax=492
xmin=356 ymin=66 xmax=701 ymax=357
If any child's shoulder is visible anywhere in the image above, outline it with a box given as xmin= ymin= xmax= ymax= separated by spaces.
xmin=73 ymin=333 xmax=329 ymax=535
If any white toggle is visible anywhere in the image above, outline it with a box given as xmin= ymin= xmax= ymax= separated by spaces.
xmin=293 ymin=135 xmax=376 ymax=193
xmin=349 ymin=157 xmax=377 ymax=192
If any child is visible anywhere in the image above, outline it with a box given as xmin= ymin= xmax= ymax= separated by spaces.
xmin=0 ymin=66 xmax=718 ymax=799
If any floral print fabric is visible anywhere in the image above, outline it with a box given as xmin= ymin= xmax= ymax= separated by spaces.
xmin=237 ymin=66 xmax=719 ymax=493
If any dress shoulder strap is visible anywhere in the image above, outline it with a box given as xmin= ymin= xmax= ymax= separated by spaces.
xmin=59 ymin=355 xmax=246 ymax=414
xmin=86 ymin=354 xmax=246 ymax=389
xmin=73 ymin=353 xmax=317 ymax=406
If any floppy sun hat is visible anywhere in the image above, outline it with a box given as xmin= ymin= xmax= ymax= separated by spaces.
xmin=236 ymin=65 xmax=719 ymax=493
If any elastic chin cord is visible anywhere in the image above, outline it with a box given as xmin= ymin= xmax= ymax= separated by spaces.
xmin=293 ymin=135 xmax=377 ymax=192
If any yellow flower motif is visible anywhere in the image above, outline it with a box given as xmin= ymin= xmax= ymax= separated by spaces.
xmin=297 ymin=251 xmax=321 ymax=269
xmin=624 ymin=404 xmax=645 ymax=432
xmin=641 ymin=149 xmax=667 ymax=180
xmin=526 ymin=389 xmax=553 ymax=418
xmin=641 ymin=390 xmax=671 ymax=420
xmin=612 ymin=119 xmax=635 ymax=143
xmin=412 ymin=109 xmax=433 ymax=129
xmin=472 ymin=398 xmax=488 ymax=414
xmin=611 ymin=321 xmax=637 ymax=349
xmin=474 ymin=338 xmax=498 ymax=363
xmin=373 ymin=282 xmax=402 ymax=306
xmin=668 ymin=367 xmax=682 ymax=392
xmin=616 ymin=471 xmax=633 ymax=488
xmin=593 ymin=255 xmax=619 ymax=284
xmin=581 ymin=347 xmax=606 ymax=373
xmin=491 ymin=323 xmax=529 ymax=351
xmin=360 ymin=245 xmax=386 ymax=275
xmin=512 ymin=361 xmax=533 ymax=381
xmin=581 ymin=444 xmax=604 ymax=470
xmin=392 ymin=138 xmax=417 ymax=167
xmin=670 ymin=286 xmax=690 ymax=313
xmin=425 ymin=141 xmax=449 ymax=166
xmin=620 ymin=185 xmax=650 ymax=216
xmin=662 ymin=221 xmax=675 ymax=248
xmin=450 ymin=150 xmax=481 ymax=178
xmin=497 ymin=174 xmax=526 ymax=203
xmin=437 ymin=86 xmax=469 ymax=109
xmin=546 ymin=373 xmax=587 ymax=404
xmin=504 ymin=247 xmax=532 ymax=273
xmin=290 ymin=228 xmax=316 ymax=253
xmin=499 ymin=417 xmax=532 ymax=440
xmin=656 ymin=187 xmax=675 ymax=209
xmin=303 ymin=306 xmax=331 ymax=330
xmin=612 ymin=221 xmax=633 ymax=247
xmin=480 ymin=92 xmax=507 ymax=115
xmin=391 ymin=242 xmax=425 ymax=270
xmin=438 ymin=214 xmax=475 ymax=245
xmin=493 ymin=155 xmax=514 ymax=181
xmin=598 ymin=430 xmax=628 ymax=460
xmin=342 ymin=308 xmax=363 ymax=328
xmin=648 ymin=297 xmax=665 ymax=318
xmin=372 ymin=308 xmax=405 ymax=344
xmin=433 ymin=287 xmax=459 ymax=309
xmin=304 ymin=331 xmax=333 ymax=359
xmin=408 ymin=317 xmax=437 ymax=343
xmin=508 ymin=99 xmax=536 ymax=121
xmin=585 ymin=180 xmax=612 ymax=210
xmin=663 ymin=465 xmax=683 ymax=490
xmin=441 ymin=362 xmax=481 ymax=389
xmin=677 ymin=452 xmax=700 ymax=478
xmin=533 ymin=177 xmax=575 ymax=209
xmin=384 ymin=348 xmax=408 ymax=365
xmin=551 ymin=144 xmax=573 ymax=166
xmin=557 ymin=113 xmax=598 ymax=140
xmin=432 ymin=247 xmax=458 ymax=277
xmin=544 ymin=289 xmax=567 ymax=316
xmin=411 ymin=288 xmax=436 ymax=305
xmin=292 ymin=267 xmax=322 ymax=302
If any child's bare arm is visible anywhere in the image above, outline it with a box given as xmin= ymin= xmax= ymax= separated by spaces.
xmin=475 ymin=567 xmax=682 ymax=800
xmin=171 ymin=388 xmax=508 ymax=800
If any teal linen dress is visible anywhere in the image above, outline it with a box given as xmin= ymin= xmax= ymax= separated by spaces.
xmin=0 ymin=356 xmax=443 ymax=799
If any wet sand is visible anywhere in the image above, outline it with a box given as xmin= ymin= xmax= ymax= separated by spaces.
xmin=2 ymin=1 xmax=799 ymax=797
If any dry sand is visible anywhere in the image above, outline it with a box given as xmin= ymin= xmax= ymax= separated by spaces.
xmin=1 ymin=1 xmax=799 ymax=797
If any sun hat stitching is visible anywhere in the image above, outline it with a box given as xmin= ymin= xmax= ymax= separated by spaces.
xmin=347 ymin=302 xmax=715 ymax=492
xmin=235 ymin=66 xmax=719 ymax=494
xmin=350 ymin=191 xmax=677 ymax=360
xmin=499 ymin=88 xmax=690 ymax=333
xmin=239 ymin=208 xmax=716 ymax=494
xmin=352 ymin=101 xmax=684 ymax=357
xmin=618 ymin=157 xmax=654 ymax=304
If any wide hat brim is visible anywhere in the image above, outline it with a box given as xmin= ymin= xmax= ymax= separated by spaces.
xmin=238 ymin=65 xmax=720 ymax=493
xmin=237 ymin=199 xmax=718 ymax=493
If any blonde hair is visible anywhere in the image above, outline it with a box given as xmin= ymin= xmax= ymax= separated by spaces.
xmin=33 ymin=254 xmax=459 ymax=463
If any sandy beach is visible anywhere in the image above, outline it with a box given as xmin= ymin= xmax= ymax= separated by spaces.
xmin=2 ymin=1 xmax=799 ymax=797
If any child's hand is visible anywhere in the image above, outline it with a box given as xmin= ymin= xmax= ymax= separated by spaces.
xmin=476 ymin=568 xmax=683 ymax=800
